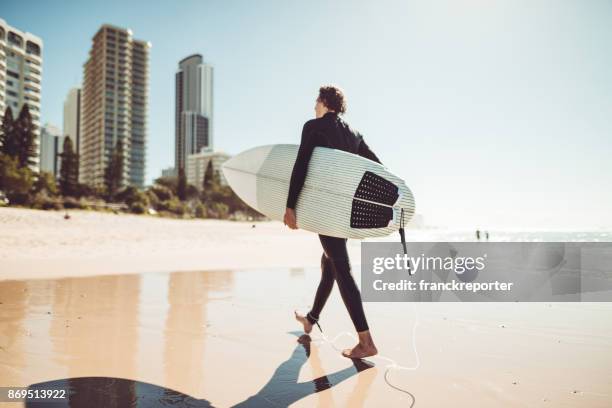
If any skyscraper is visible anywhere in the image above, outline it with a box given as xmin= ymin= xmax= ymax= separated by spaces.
xmin=63 ymin=87 xmax=81 ymax=160
xmin=39 ymin=123 xmax=63 ymax=178
xmin=0 ymin=18 xmax=43 ymax=171
xmin=80 ymin=24 xmax=150 ymax=188
xmin=175 ymin=54 xmax=213 ymax=171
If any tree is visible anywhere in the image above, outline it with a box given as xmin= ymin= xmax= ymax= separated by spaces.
xmin=177 ymin=167 xmax=187 ymax=201
xmin=203 ymin=160 xmax=216 ymax=190
xmin=34 ymin=171 xmax=58 ymax=196
xmin=104 ymin=139 xmax=124 ymax=200
xmin=153 ymin=176 xmax=178 ymax=195
xmin=186 ymin=184 xmax=199 ymax=200
xmin=0 ymin=154 xmax=34 ymax=204
xmin=149 ymin=184 xmax=173 ymax=202
xmin=59 ymin=137 xmax=79 ymax=197
xmin=0 ymin=107 xmax=18 ymax=158
xmin=14 ymin=104 xmax=37 ymax=168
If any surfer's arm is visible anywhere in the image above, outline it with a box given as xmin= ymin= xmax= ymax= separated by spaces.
xmin=286 ymin=123 xmax=317 ymax=210
xmin=358 ymin=137 xmax=382 ymax=164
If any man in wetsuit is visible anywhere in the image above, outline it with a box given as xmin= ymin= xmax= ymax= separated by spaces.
xmin=284 ymin=85 xmax=380 ymax=359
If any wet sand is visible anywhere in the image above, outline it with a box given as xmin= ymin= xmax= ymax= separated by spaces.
xmin=1 ymin=268 xmax=611 ymax=407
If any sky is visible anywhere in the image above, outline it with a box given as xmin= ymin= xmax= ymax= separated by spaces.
xmin=3 ymin=0 xmax=612 ymax=229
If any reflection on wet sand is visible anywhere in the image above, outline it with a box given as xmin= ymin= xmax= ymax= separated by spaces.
xmin=24 ymin=333 xmax=372 ymax=408
xmin=233 ymin=333 xmax=373 ymax=407
xmin=0 ymin=280 xmax=28 ymax=387
xmin=51 ymin=274 xmax=141 ymax=382
xmin=163 ymin=271 xmax=232 ymax=395
xmin=2 ymin=268 xmax=612 ymax=407
xmin=1 ymin=271 xmax=228 ymax=407
xmin=2 ymin=269 xmax=376 ymax=407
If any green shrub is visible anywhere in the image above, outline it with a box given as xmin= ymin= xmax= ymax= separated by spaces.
xmin=130 ymin=201 xmax=147 ymax=214
xmin=63 ymin=196 xmax=85 ymax=209
xmin=194 ymin=202 xmax=207 ymax=218
xmin=146 ymin=189 xmax=160 ymax=208
xmin=31 ymin=194 xmax=62 ymax=210
xmin=208 ymin=202 xmax=229 ymax=219
xmin=149 ymin=184 xmax=173 ymax=202
xmin=115 ymin=186 xmax=139 ymax=204
xmin=34 ymin=171 xmax=58 ymax=196
xmin=158 ymin=196 xmax=185 ymax=216
xmin=0 ymin=155 xmax=34 ymax=204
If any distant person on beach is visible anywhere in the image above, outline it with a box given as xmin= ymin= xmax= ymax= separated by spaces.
xmin=485 ymin=231 xmax=489 ymax=240
xmin=476 ymin=229 xmax=481 ymax=241
xmin=284 ymin=85 xmax=381 ymax=359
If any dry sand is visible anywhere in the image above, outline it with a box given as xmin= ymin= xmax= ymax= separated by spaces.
xmin=0 ymin=207 xmax=358 ymax=281
xmin=1 ymin=207 xmax=612 ymax=407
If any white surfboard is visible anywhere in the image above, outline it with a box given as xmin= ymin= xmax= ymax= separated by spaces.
xmin=222 ymin=144 xmax=415 ymax=239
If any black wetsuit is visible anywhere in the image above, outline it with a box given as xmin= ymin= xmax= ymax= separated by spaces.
xmin=286 ymin=111 xmax=381 ymax=332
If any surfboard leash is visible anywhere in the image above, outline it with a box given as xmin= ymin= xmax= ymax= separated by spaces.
xmin=399 ymin=208 xmax=407 ymax=255
xmin=308 ymin=312 xmax=324 ymax=333
xmin=315 ymin=302 xmax=421 ymax=407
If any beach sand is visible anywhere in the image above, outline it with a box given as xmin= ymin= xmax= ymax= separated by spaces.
xmin=0 ymin=207 xmax=355 ymax=281
xmin=1 ymin=207 xmax=612 ymax=407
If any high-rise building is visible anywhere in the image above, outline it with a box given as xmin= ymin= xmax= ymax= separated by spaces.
xmin=161 ymin=166 xmax=177 ymax=179
xmin=63 ymin=87 xmax=81 ymax=159
xmin=175 ymin=54 xmax=213 ymax=171
xmin=80 ymin=24 xmax=150 ymax=188
xmin=39 ymin=123 xmax=63 ymax=178
xmin=0 ymin=19 xmax=43 ymax=171
xmin=186 ymin=149 xmax=229 ymax=189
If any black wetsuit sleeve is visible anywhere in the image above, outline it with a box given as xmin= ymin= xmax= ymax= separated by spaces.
xmin=358 ymin=137 xmax=382 ymax=165
xmin=286 ymin=122 xmax=317 ymax=209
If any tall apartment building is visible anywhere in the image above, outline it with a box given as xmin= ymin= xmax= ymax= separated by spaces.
xmin=0 ymin=19 xmax=43 ymax=171
xmin=39 ymin=123 xmax=63 ymax=178
xmin=63 ymin=87 xmax=81 ymax=159
xmin=81 ymin=24 xmax=149 ymax=188
xmin=186 ymin=149 xmax=229 ymax=189
xmin=175 ymin=54 xmax=213 ymax=171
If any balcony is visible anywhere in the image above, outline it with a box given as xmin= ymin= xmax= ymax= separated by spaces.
xmin=24 ymin=94 xmax=40 ymax=103
xmin=24 ymin=86 xmax=40 ymax=96
xmin=24 ymin=69 xmax=42 ymax=81
xmin=25 ymin=56 xmax=42 ymax=67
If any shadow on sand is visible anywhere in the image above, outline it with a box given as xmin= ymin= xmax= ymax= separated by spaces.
xmin=25 ymin=332 xmax=373 ymax=407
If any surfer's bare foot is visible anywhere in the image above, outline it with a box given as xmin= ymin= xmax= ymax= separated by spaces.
xmin=294 ymin=311 xmax=313 ymax=334
xmin=342 ymin=343 xmax=378 ymax=359
xmin=342 ymin=330 xmax=378 ymax=359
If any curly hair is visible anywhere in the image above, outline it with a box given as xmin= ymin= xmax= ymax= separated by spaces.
xmin=317 ymin=85 xmax=347 ymax=114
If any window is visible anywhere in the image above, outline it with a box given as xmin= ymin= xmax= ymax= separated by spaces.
xmin=7 ymin=70 xmax=19 ymax=79
xmin=8 ymin=31 xmax=24 ymax=47
xmin=26 ymin=41 xmax=41 ymax=56
xmin=7 ymin=90 xmax=18 ymax=97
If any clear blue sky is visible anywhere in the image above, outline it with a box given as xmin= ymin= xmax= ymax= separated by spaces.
xmin=3 ymin=0 xmax=612 ymax=229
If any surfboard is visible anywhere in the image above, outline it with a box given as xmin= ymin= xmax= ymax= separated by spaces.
xmin=222 ymin=144 xmax=415 ymax=239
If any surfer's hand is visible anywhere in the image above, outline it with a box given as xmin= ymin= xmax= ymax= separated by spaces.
xmin=284 ymin=208 xmax=298 ymax=230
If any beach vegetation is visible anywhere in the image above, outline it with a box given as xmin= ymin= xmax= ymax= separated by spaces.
xmin=0 ymin=107 xmax=262 ymax=220
xmin=58 ymin=138 xmax=79 ymax=197
xmin=104 ymin=139 xmax=124 ymax=201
